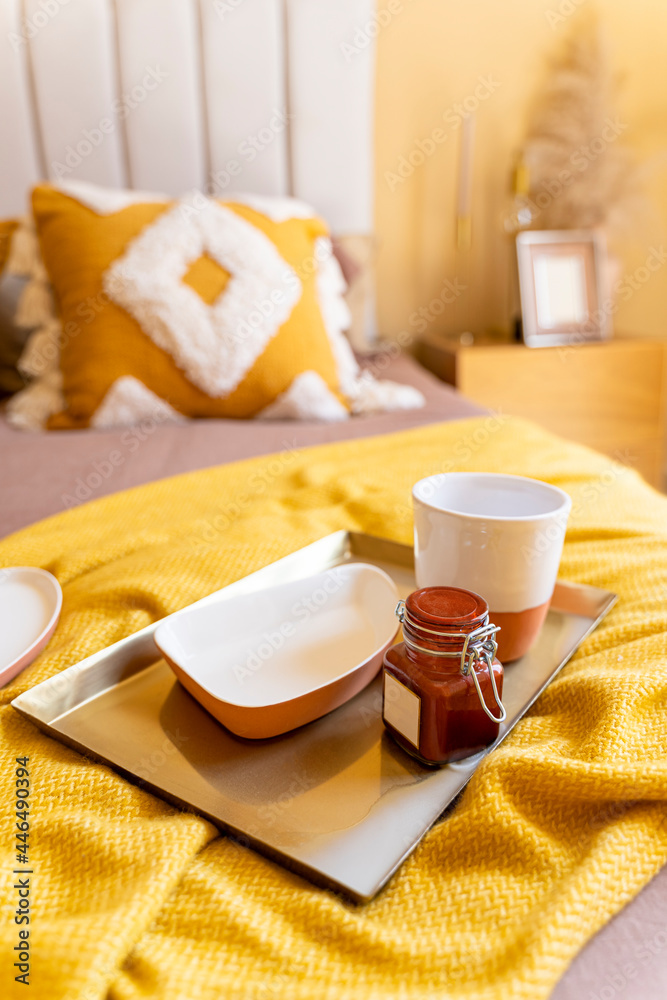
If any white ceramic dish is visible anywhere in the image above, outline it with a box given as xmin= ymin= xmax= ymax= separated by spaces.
xmin=155 ymin=562 xmax=399 ymax=738
xmin=0 ymin=567 xmax=63 ymax=686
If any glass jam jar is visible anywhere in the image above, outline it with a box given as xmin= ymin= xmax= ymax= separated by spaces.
xmin=382 ymin=586 xmax=505 ymax=766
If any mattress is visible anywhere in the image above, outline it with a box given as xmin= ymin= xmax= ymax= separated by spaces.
xmin=1 ymin=350 xmax=665 ymax=998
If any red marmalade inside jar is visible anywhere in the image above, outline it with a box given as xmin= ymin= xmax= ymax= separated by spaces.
xmin=382 ymin=586 xmax=504 ymax=766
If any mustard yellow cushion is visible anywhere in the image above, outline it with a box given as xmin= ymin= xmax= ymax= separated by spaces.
xmin=0 ymin=218 xmax=17 ymax=273
xmin=31 ymin=184 xmax=352 ymax=428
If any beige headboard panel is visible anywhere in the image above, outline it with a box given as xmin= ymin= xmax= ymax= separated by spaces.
xmin=0 ymin=0 xmax=375 ymax=237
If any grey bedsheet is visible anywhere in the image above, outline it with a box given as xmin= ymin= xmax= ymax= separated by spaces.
xmin=1 ymin=350 xmax=665 ymax=998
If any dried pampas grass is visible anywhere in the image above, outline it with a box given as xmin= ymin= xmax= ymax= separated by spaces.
xmin=520 ymin=10 xmax=642 ymax=237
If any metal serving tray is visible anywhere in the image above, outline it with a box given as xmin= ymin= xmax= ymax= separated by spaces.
xmin=12 ymin=532 xmax=616 ymax=903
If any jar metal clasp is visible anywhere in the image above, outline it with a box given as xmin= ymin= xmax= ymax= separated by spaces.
xmin=394 ymin=600 xmax=507 ymax=724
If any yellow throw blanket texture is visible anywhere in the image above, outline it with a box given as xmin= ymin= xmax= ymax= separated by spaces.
xmin=1 ymin=416 xmax=666 ymax=1000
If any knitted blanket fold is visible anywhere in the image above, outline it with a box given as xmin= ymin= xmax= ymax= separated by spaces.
xmin=1 ymin=415 xmax=666 ymax=1000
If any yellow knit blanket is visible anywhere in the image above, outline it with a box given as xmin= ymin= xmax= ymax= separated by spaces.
xmin=1 ymin=416 xmax=666 ymax=1000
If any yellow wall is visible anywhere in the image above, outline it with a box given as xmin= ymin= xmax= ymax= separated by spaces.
xmin=374 ymin=0 xmax=667 ymax=342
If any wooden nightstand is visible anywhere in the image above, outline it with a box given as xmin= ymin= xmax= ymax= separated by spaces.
xmin=416 ymin=334 xmax=667 ymax=488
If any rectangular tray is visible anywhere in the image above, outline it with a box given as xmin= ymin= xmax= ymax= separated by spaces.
xmin=12 ymin=532 xmax=616 ymax=903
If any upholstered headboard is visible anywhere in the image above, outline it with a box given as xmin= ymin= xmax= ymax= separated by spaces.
xmin=0 ymin=0 xmax=375 ymax=237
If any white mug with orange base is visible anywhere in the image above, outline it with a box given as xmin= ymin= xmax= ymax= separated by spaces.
xmin=412 ymin=472 xmax=571 ymax=662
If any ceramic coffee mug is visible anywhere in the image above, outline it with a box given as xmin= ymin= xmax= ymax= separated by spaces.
xmin=413 ymin=472 xmax=571 ymax=662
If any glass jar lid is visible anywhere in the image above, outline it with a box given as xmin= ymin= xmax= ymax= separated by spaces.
xmin=405 ymin=586 xmax=488 ymax=628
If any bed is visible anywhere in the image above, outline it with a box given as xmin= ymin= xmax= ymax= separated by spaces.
xmin=1 ymin=2 xmax=666 ymax=999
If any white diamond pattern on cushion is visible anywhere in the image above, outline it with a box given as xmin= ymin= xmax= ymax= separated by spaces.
xmin=91 ymin=376 xmax=186 ymax=429
xmin=55 ymin=179 xmax=169 ymax=215
xmin=257 ymin=371 xmax=349 ymax=422
xmin=103 ymin=195 xmax=302 ymax=398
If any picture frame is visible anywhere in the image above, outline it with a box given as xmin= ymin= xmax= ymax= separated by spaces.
xmin=516 ymin=230 xmax=611 ymax=347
